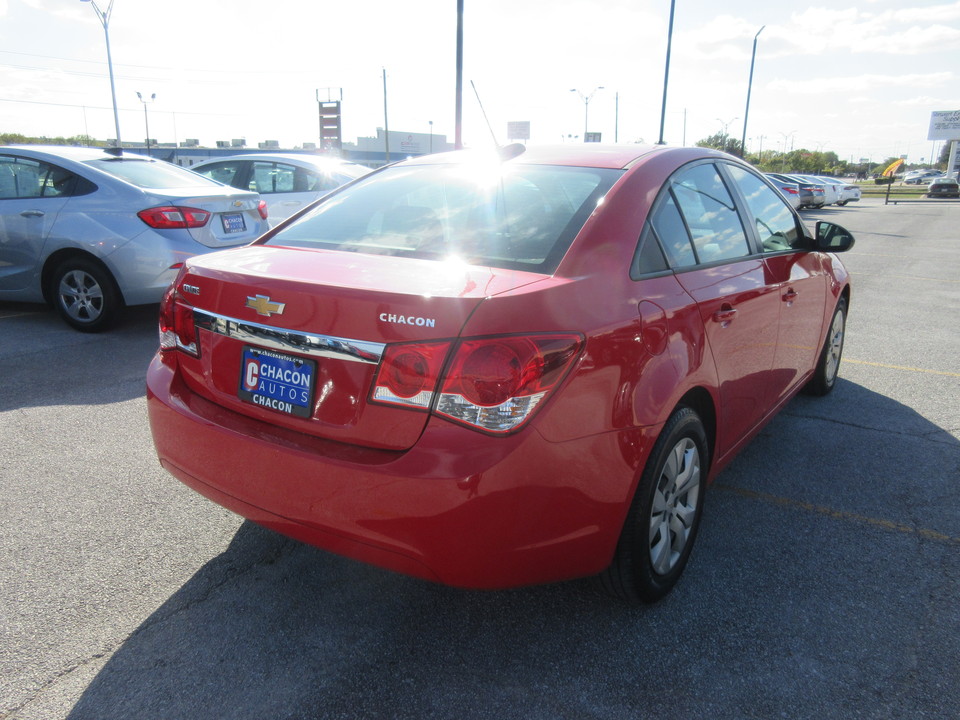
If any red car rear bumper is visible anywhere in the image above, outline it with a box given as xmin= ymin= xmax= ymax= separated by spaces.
xmin=147 ymin=354 xmax=657 ymax=589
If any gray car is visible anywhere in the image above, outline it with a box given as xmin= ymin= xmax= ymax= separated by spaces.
xmin=0 ymin=145 xmax=267 ymax=331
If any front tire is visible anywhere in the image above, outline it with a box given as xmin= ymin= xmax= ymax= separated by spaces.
xmin=803 ymin=297 xmax=847 ymax=396
xmin=50 ymin=257 xmax=122 ymax=332
xmin=601 ymin=407 xmax=709 ymax=602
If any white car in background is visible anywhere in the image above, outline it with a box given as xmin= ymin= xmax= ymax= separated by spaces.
xmin=833 ymin=180 xmax=861 ymax=206
xmin=191 ymin=153 xmax=370 ymax=226
xmin=794 ymin=174 xmax=841 ymax=205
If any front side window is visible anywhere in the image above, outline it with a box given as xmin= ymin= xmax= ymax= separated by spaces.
xmin=265 ymin=162 xmax=621 ymax=273
xmin=250 ymin=161 xmax=299 ymax=193
xmin=725 ymin=165 xmax=805 ymax=252
xmin=194 ymin=161 xmax=244 ymax=188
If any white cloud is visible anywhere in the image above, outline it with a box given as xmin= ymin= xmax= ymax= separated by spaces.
xmin=768 ymin=71 xmax=953 ymax=95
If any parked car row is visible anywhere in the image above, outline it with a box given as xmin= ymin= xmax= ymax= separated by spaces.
xmin=0 ymin=144 xmax=878 ymax=334
xmin=0 ymin=146 xmax=369 ymax=330
xmin=903 ymin=169 xmax=944 ymax=185
xmin=766 ymin=172 xmax=861 ymax=209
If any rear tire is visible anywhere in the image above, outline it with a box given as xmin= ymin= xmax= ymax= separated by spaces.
xmin=50 ymin=257 xmax=122 ymax=332
xmin=600 ymin=407 xmax=708 ymax=602
xmin=803 ymin=297 xmax=847 ymax=396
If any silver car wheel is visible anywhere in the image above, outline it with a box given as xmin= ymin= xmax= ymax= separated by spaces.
xmin=823 ymin=306 xmax=845 ymax=385
xmin=648 ymin=437 xmax=701 ymax=576
xmin=58 ymin=269 xmax=105 ymax=323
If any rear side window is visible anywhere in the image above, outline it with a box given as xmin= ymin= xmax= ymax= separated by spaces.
xmin=266 ymin=163 xmax=621 ymax=274
xmin=669 ymin=164 xmax=750 ymax=264
xmin=0 ymin=155 xmax=92 ymax=199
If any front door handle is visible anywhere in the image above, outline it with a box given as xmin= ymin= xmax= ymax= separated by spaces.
xmin=20 ymin=210 xmax=44 ymax=218
xmin=782 ymin=288 xmax=799 ymax=304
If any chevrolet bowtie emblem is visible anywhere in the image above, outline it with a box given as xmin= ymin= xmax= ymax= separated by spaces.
xmin=245 ymin=295 xmax=285 ymax=317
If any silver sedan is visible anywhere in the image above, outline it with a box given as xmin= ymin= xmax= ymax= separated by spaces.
xmin=0 ymin=145 xmax=267 ymax=331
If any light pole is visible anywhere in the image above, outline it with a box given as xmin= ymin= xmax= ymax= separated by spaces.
xmin=137 ymin=92 xmax=155 ymax=154
xmin=80 ymin=0 xmax=121 ymax=147
xmin=455 ymin=0 xmax=463 ymax=150
xmin=428 ymin=120 xmax=434 ymax=154
xmin=570 ymin=87 xmax=604 ymax=141
xmin=740 ymin=25 xmax=765 ymax=158
xmin=658 ymin=0 xmax=677 ymax=144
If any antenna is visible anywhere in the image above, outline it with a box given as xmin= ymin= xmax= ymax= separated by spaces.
xmin=470 ymin=80 xmax=500 ymax=149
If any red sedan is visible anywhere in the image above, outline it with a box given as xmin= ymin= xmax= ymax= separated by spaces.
xmin=147 ymin=144 xmax=854 ymax=601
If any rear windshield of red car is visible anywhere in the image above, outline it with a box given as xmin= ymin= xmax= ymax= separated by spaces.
xmin=264 ymin=162 xmax=622 ymax=274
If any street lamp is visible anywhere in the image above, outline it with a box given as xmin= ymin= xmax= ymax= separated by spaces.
xmin=716 ymin=116 xmax=738 ymax=153
xmin=137 ymin=92 xmax=155 ymax=154
xmin=570 ymin=87 xmax=604 ymax=141
xmin=80 ymin=0 xmax=121 ymax=147
xmin=740 ymin=25 xmax=765 ymax=158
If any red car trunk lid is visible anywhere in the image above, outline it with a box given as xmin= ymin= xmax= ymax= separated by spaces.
xmin=172 ymin=245 xmax=548 ymax=450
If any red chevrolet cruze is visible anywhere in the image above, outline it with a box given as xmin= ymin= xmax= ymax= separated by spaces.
xmin=147 ymin=144 xmax=854 ymax=601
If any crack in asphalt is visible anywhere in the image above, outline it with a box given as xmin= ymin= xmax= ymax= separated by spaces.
xmin=780 ymin=409 xmax=959 ymax=446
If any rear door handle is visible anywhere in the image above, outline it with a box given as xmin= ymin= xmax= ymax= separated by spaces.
xmin=713 ymin=307 xmax=738 ymax=326
xmin=782 ymin=289 xmax=799 ymax=304
xmin=20 ymin=210 xmax=44 ymax=218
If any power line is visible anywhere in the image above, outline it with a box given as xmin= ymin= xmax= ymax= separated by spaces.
xmin=0 ymin=49 xmax=320 ymax=78
xmin=0 ymin=96 xmax=244 ymax=118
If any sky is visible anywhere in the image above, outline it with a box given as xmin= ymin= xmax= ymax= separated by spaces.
xmin=1 ymin=0 xmax=958 ymax=164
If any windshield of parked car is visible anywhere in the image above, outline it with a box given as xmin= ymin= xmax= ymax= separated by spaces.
xmin=265 ymin=162 xmax=621 ymax=273
xmin=83 ymin=158 xmax=228 ymax=189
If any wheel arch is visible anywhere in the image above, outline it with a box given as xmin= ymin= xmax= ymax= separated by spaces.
xmin=41 ymin=249 xmax=124 ymax=305
xmin=673 ymin=386 xmax=717 ymax=474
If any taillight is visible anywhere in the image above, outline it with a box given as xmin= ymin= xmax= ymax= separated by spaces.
xmin=371 ymin=334 xmax=583 ymax=434
xmin=257 ymin=200 xmax=268 ymax=220
xmin=158 ymin=281 xmax=199 ymax=356
xmin=138 ymin=206 xmax=211 ymax=229
xmin=372 ymin=341 xmax=451 ymax=409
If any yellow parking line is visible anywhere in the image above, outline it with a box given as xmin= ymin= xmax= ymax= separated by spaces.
xmin=851 ymin=271 xmax=960 ymax=284
xmin=844 ymin=359 xmax=960 ymax=378
xmin=715 ymin=485 xmax=960 ymax=546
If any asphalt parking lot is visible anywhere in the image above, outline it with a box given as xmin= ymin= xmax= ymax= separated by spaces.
xmin=2 ymin=198 xmax=958 ymax=720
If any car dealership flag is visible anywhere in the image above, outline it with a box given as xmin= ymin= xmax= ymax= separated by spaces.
xmin=882 ymin=159 xmax=904 ymax=177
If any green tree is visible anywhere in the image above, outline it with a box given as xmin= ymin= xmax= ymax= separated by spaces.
xmin=695 ymin=132 xmax=743 ymax=156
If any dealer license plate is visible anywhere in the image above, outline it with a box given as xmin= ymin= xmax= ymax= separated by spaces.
xmin=238 ymin=347 xmax=315 ymax=418
xmin=221 ymin=212 xmax=247 ymax=234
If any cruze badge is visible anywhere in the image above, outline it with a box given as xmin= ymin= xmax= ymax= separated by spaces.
xmin=246 ymin=295 xmax=286 ymax=317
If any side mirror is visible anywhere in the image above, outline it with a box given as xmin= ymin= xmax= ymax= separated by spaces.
xmin=815 ymin=221 xmax=855 ymax=252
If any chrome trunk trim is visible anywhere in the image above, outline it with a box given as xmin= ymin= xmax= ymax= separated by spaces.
xmin=193 ymin=309 xmax=385 ymax=364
